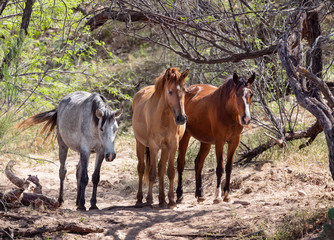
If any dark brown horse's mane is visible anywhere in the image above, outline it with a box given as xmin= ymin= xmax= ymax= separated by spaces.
xmin=220 ymin=76 xmax=247 ymax=98
xmin=154 ymin=68 xmax=181 ymax=96
xmin=91 ymin=93 xmax=113 ymax=128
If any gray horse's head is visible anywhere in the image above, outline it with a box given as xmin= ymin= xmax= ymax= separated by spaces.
xmin=93 ymin=95 xmax=122 ymax=162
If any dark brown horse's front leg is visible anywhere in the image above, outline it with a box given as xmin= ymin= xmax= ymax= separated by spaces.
xmin=90 ymin=152 xmax=104 ymax=210
xmin=213 ymin=142 xmax=225 ymax=204
xmin=223 ymin=137 xmax=240 ymax=203
xmin=176 ymin=132 xmax=191 ymax=203
xmin=194 ymin=143 xmax=211 ymax=202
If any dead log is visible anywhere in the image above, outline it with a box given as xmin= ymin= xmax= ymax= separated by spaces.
xmin=1 ymin=223 xmax=104 ymax=238
xmin=5 ymin=160 xmax=42 ymax=194
xmin=21 ymin=192 xmax=59 ymax=210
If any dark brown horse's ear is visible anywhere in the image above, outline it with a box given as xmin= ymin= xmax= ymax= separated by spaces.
xmin=181 ymin=69 xmax=190 ymax=79
xmin=233 ymin=73 xmax=238 ymax=84
xmin=248 ymin=72 xmax=256 ymax=84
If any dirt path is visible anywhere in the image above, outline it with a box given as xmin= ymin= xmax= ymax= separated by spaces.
xmin=1 ymin=142 xmax=333 ymax=239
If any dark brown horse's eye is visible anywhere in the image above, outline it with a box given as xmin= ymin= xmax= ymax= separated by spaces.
xmin=168 ymin=91 xmax=173 ymax=96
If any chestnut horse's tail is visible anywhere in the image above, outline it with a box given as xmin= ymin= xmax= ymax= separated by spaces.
xmin=144 ymin=147 xmax=150 ymax=186
xmin=17 ymin=109 xmax=58 ymax=140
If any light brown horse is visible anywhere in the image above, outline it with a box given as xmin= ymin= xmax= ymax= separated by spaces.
xmin=132 ymin=68 xmax=189 ymax=208
xmin=176 ymin=72 xmax=255 ymax=204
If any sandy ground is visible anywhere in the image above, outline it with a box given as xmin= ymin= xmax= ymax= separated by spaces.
xmin=1 ymin=138 xmax=334 ymax=239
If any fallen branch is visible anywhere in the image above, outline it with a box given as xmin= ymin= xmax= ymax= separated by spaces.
xmin=237 ymin=120 xmax=322 ymax=164
xmin=5 ymin=160 xmax=42 ymax=194
xmin=21 ymin=192 xmax=59 ymax=210
xmin=1 ymin=223 xmax=104 ymax=238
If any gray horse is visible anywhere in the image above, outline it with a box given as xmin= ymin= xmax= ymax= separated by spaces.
xmin=19 ymin=91 xmax=122 ymax=210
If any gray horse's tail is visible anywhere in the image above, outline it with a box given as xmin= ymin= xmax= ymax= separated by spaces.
xmin=18 ymin=109 xmax=57 ymax=140
xmin=144 ymin=147 xmax=150 ymax=186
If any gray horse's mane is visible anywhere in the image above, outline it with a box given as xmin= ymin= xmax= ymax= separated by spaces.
xmin=91 ymin=93 xmax=114 ymax=128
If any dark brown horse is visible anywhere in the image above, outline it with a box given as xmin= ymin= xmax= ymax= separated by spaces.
xmin=176 ymin=73 xmax=255 ymax=204
xmin=132 ymin=68 xmax=189 ymax=208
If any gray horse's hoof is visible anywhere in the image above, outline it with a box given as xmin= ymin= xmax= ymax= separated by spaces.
xmin=77 ymin=206 xmax=87 ymax=211
xmin=89 ymin=205 xmax=99 ymax=210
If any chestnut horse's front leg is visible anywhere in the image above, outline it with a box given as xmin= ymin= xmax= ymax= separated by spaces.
xmin=176 ymin=131 xmax=191 ymax=203
xmin=223 ymin=136 xmax=240 ymax=203
xmin=158 ymin=147 xmax=169 ymax=207
xmin=167 ymin=142 xmax=178 ymax=208
xmin=146 ymin=146 xmax=158 ymax=206
xmin=135 ymin=140 xmax=146 ymax=207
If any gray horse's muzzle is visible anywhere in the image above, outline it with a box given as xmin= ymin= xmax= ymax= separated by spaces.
xmin=106 ymin=152 xmax=116 ymax=162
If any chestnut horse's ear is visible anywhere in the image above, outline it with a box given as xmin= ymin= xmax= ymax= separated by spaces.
xmin=247 ymin=72 xmax=256 ymax=85
xmin=165 ymin=68 xmax=171 ymax=79
xmin=181 ymin=69 xmax=190 ymax=80
xmin=233 ymin=73 xmax=238 ymax=84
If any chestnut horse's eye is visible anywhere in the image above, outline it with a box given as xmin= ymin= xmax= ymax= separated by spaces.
xmin=168 ymin=90 xmax=173 ymax=96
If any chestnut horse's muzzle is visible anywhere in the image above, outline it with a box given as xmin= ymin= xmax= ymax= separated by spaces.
xmin=175 ymin=114 xmax=187 ymax=125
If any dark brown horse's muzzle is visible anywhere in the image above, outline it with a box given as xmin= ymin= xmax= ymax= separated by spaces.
xmin=241 ymin=115 xmax=251 ymax=125
xmin=175 ymin=114 xmax=187 ymax=125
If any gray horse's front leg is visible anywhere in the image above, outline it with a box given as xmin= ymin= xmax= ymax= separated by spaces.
xmin=76 ymin=150 xmax=90 ymax=211
xmin=90 ymin=152 xmax=104 ymax=210
xmin=57 ymin=135 xmax=68 ymax=207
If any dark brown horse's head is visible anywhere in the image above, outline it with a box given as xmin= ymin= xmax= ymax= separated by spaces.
xmin=160 ymin=68 xmax=189 ymax=125
xmin=233 ymin=72 xmax=255 ymax=125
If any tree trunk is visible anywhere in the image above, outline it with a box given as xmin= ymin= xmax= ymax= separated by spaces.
xmin=278 ymin=6 xmax=334 ymax=179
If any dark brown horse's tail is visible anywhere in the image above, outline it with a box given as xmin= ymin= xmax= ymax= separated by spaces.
xmin=144 ymin=147 xmax=150 ymax=186
xmin=17 ymin=109 xmax=57 ymax=140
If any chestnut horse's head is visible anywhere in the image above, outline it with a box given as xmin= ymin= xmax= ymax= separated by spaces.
xmin=233 ymin=72 xmax=255 ymax=125
xmin=157 ymin=68 xmax=189 ymax=125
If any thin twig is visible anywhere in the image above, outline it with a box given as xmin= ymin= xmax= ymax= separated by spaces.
xmin=0 ymin=151 xmax=56 ymax=165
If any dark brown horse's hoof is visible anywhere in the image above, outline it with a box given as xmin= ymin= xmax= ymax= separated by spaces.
xmin=197 ymin=196 xmax=206 ymax=203
xmin=223 ymin=197 xmax=234 ymax=204
xmin=134 ymin=201 xmax=144 ymax=208
xmin=213 ymin=197 xmax=223 ymax=204
xmin=176 ymin=196 xmax=183 ymax=204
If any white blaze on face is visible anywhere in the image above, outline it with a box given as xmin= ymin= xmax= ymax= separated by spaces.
xmin=242 ymin=88 xmax=251 ymax=123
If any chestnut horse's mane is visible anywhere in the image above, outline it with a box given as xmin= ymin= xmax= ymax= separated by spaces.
xmin=154 ymin=68 xmax=181 ymax=96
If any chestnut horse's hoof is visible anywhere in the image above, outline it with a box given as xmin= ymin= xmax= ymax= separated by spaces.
xmin=197 ymin=196 xmax=206 ymax=203
xmin=168 ymin=202 xmax=177 ymax=209
xmin=159 ymin=201 xmax=168 ymax=208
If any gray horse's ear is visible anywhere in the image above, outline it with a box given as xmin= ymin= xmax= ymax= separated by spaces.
xmin=233 ymin=73 xmax=238 ymax=84
xmin=96 ymin=109 xmax=104 ymax=119
xmin=248 ymin=72 xmax=256 ymax=84
xmin=113 ymin=109 xmax=122 ymax=119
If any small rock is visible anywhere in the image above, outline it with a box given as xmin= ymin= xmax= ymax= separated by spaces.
xmin=297 ymin=190 xmax=307 ymax=196
xmin=233 ymin=200 xmax=250 ymax=206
